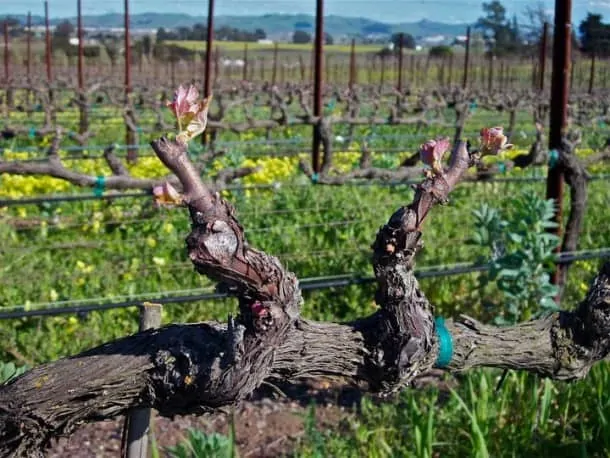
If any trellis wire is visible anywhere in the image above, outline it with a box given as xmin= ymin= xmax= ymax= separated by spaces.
xmin=2 ymin=173 xmax=609 ymax=207
xmin=1 ymin=129 xmax=542 ymax=157
xmin=1 ymin=248 xmax=608 ymax=320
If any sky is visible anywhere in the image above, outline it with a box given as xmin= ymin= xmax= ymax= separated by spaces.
xmin=1 ymin=0 xmax=609 ymax=25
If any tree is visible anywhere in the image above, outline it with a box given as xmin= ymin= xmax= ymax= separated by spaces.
xmin=293 ymin=30 xmax=312 ymax=44
xmin=156 ymin=27 xmax=167 ymax=42
xmin=429 ymin=45 xmax=453 ymax=58
xmin=522 ymin=1 xmax=551 ymax=44
xmin=521 ymin=1 xmax=552 ymax=57
xmin=476 ymin=1 xmax=521 ymax=55
xmin=579 ymin=13 xmax=610 ymax=56
xmin=391 ymin=32 xmax=416 ymax=50
xmin=53 ymin=20 xmax=74 ymax=39
xmin=52 ymin=20 xmax=75 ymax=54
xmin=141 ymin=35 xmax=152 ymax=58
xmin=191 ymin=23 xmax=207 ymax=40
xmin=101 ymin=38 xmax=120 ymax=67
xmin=254 ymin=28 xmax=266 ymax=40
xmin=325 ymin=33 xmax=334 ymax=45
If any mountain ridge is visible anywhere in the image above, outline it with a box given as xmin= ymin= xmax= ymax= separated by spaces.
xmin=6 ymin=12 xmax=471 ymax=38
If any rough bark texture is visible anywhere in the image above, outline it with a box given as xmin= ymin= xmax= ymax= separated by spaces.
xmin=1 ymin=136 xmax=609 ymax=458
xmin=557 ymin=135 xmax=589 ymax=289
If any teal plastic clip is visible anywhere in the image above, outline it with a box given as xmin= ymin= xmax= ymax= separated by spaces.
xmin=548 ymin=149 xmax=559 ymax=168
xmin=94 ymin=176 xmax=106 ymax=197
xmin=434 ymin=317 xmax=453 ymax=368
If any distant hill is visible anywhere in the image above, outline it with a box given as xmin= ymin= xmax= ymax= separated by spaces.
xmin=8 ymin=12 xmax=470 ymax=38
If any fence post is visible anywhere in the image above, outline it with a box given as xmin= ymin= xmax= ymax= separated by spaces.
xmin=487 ymin=54 xmax=494 ymax=91
xmin=547 ymin=0 xmax=571 ymax=288
xmin=3 ymin=20 xmax=8 ymax=82
xmin=348 ymin=38 xmax=356 ymax=91
xmin=44 ymin=0 xmax=54 ymax=111
xmin=538 ymin=22 xmax=548 ymax=91
xmin=312 ymin=0 xmax=324 ymax=175
xmin=214 ymin=46 xmax=220 ymax=83
xmin=379 ymin=55 xmax=385 ymax=90
xmin=76 ymin=0 xmax=89 ymax=137
xmin=122 ymin=303 xmax=162 ymax=458
xmin=3 ymin=18 xmax=12 ymax=112
xmin=397 ymin=33 xmax=404 ymax=92
xmin=124 ymin=0 xmax=131 ymax=96
xmin=257 ymin=57 xmax=263 ymax=81
xmin=272 ymin=42 xmax=278 ymax=85
xmin=77 ymin=0 xmax=84 ymax=90
xmin=299 ymin=54 xmax=305 ymax=81
xmin=26 ymin=12 xmax=31 ymax=82
xmin=588 ymin=53 xmax=595 ymax=94
xmin=202 ymin=0 xmax=214 ymax=145
xmin=242 ymin=43 xmax=248 ymax=81
xmin=123 ymin=0 xmax=137 ymax=162
xmin=462 ymin=26 xmax=471 ymax=89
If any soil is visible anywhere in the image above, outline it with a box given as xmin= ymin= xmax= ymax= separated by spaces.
xmin=46 ymin=372 xmax=451 ymax=457
xmin=46 ymin=381 xmax=363 ymax=458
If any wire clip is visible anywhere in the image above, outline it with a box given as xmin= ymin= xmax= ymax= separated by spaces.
xmin=434 ymin=317 xmax=453 ymax=368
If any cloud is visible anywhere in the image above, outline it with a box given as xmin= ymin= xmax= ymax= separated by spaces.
xmin=589 ymin=0 xmax=610 ymax=8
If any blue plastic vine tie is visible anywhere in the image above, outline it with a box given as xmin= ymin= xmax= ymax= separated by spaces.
xmin=28 ymin=127 xmax=36 ymax=139
xmin=548 ymin=149 xmax=559 ymax=168
xmin=434 ymin=317 xmax=453 ymax=368
xmin=498 ymin=162 xmax=506 ymax=174
xmin=94 ymin=176 xmax=106 ymax=197
xmin=311 ymin=172 xmax=319 ymax=184
xmin=470 ymin=101 xmax=477 ymax=112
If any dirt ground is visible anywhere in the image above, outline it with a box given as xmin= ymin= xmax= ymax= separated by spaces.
xmin=46 ymin=372 xmax=451 ymax=457
xmin=46 ymin=381 xmax=364 ymax=458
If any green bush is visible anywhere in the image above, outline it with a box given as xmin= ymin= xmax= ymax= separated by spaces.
xmin=428 ymin=45 xmax=453 ymax=58
xmin=469 ymin=189 xmax=560 ymax=324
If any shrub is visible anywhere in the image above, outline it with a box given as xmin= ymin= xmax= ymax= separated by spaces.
xmin=428 ymin=45 xmax=453 ymax=58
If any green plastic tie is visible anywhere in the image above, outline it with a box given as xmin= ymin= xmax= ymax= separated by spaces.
xmin=548 ymin=149 xmax=559 ymax=168
xmin=434 ymin=317 xmax=453 ymax=368
xmin=311 ymin=172 xmax=319 ymax=184
xmin=94 ymin=176 xmax=106 ymax=197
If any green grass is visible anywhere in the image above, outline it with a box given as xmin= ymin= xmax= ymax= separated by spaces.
xmin=294 ymin=366 xmax=610 ymax=457
xmin=1 ymin=101 xmax=610 ymax=456
xmin=164 ymin=39 xmax=384 ymax=54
